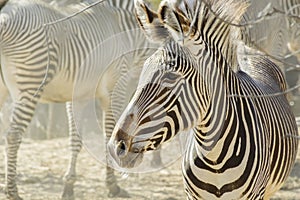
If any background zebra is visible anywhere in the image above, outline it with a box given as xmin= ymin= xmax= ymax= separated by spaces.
xmin=243 ymin=0 xmax=300 ymax=102
xmin=0 ymin=0 xmax=156 ymax=199
xmin=281 ymin=0 xmax=300 ymax=62
xmin=108 ymin=0 xmax=299 ymax=199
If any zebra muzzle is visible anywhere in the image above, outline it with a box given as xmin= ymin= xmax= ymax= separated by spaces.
xmin=107 ymin=133 xmax=144 ymax=170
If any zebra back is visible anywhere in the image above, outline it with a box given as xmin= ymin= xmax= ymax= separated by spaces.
xmin=0 ymin=0 xmax=150 ymax=101
xmin=280 ymin=0 xmax=300 ymax=60
xmin=241 ymin=1 xmax=290 ymax=63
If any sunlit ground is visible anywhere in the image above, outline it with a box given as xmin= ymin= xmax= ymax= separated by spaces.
xmin=0 ymin=136 xmax=299 ymax=200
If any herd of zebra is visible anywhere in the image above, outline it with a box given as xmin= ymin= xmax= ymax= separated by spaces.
xmin=0 ymin=0 xmax=299 ymax=199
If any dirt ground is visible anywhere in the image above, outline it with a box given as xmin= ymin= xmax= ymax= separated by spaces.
xmin=0 ymin=137 xmax=299 ymax=200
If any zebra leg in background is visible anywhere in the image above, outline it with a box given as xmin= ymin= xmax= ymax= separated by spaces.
xmin=5 ymin=98 xmax=38 ymax=200
xmin=0 ymin=73 xmax=8 ymax=106
xmin=104 ymin=106 xmax=130 ymax=198
xmin=61 ymin=102 xmax=82 ymax=200
xmin=96 ymin=60 xmax=132 ymax=197
xmin=0 ymin=82 xmax=8 ymax=126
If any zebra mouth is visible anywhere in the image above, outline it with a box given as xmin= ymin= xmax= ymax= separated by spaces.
xmin=107 ymin=140 xmax=144 ymax=170
xmin=119 ymin=151 xmax=144 ymax=169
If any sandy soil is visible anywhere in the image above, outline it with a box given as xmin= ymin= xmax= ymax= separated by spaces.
xmin=0 ymin=137 xmax=299 ymax=200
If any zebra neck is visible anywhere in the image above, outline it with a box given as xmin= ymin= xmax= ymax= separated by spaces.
xmin=194 ymin=98 xmax=229 ymax=154
xmin=192 ymin=57 xmax=238 ymax=155
xmin=192 ymin=96 xmax=251 ymax=165
xmin=193 ymin=76 xmax=229 ymax=153
xmin=191 ymin=2 xmax=242 ymax=71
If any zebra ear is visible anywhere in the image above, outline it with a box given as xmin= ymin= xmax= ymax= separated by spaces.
xmin=158 ymin=0 xmax=191 ymax=43
xmin=134 ymin=0 xmax=169 ymax=43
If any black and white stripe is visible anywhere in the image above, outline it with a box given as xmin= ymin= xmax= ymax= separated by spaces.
xmin=109 ymin=0 xmax=299 ymax=199
xmin=0 ymin=0 xmax=154 ymax=199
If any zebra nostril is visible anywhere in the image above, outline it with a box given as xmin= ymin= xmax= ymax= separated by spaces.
xmin=116 ymin=140 xmax=127 ymax=157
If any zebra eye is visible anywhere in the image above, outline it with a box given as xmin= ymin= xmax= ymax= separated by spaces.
xmin=168 ymin=61 xmax=175 ymax=67
xmin=159 ymin=57 xmax=177 ymax=71
xmin=167 ymin=72 xmax=180 ymax=80
xmin=132 ymin=148 xmax=140 ymax=153
xmin=163 ymin=60 xmax=176 ymax=69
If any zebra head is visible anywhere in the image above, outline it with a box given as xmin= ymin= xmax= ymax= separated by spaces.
xmin=108 ymin=0 xmax=248 ymax=170
xmin=107 ymin=38 xmax=200 ymax=169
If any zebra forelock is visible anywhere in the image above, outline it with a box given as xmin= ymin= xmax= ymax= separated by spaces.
xmin=204 ymin=0 xmax=248 ymax=24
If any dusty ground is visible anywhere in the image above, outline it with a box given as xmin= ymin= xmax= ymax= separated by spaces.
xmin=0 ymin=137 xmax=299 ymax=200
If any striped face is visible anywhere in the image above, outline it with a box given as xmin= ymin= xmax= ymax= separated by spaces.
xmin=108 ymin=41 xmax=200 ymax=169
xmin=107 ymin=0 xmax=203 ymax=170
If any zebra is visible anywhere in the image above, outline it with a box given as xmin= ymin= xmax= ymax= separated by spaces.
xmin=280 ymin=0 xmax=300 ymax=61
xmin=240 ymin=0 xmax=300 ymax=62
xmin=0 ymin=0 xmax=156 ymax=199
xmin=108 ymin=0 xmax=299 ymax=199
xmin=240 ymin=1 xmax=287 ymax=63
xmin=234 ymin=0 xmax=300 ymax=94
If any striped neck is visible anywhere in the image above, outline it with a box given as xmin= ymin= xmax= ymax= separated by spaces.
xmin=180 ymin=0 xmax=247 ymax=72
xmin=194 ymin=47 xmax=230 ymax=153
xmin=182 ymin=2 xmax=245 ymax=152
xmin=195 ymin=4 xmax=241 ymax=69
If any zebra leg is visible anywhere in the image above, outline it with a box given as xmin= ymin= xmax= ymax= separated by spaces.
xmin=104 ymin=107 xmax=130 ymax=198
xmin=5 ymin=128 xmax=22 ymax=200
xmin=0 ymin=75 xmax=8 ymax=107
xmin=61 ymin=102 xmax=82 ymax=200
xmin=5 ymin=99 xmax=38 ymax=200
xmin=0 ymin=85 xmax=8 ymax=129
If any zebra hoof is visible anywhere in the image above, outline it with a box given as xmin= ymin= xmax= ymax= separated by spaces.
xmin=7 ymin=196 xmax=23 ymax=200
xmin=108 ymin=186 xmax=130 ymax=198
xmin=61 ymin=193 xmax=75 ymax=200
xmin=61 ymin=184 xmax=75 ymax=200
xmin=3 ymin=187 xmax=23 ymax=200
xmin=5 ymin=193 xmax=23 ymax=200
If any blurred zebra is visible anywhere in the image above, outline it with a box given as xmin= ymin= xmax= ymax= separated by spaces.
xmin=108 ymin=0 xmax=298 ymax=199
xmin=239 ymin=0 xmax=300 ymax=99
xmin=0 ymin=0 xmax=154 ymax=199
xmin=280 ymin=0 xmax=300 ymax=61
xmin=229 ymin=0 xmax=299 ymax=68
xmin=241 ymin=1 xmax=287 ymax=62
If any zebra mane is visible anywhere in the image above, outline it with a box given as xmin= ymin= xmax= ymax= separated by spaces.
xmin=203 ymin=0 xmax=249 ymax=69
xmin=196 ymin=0 xmax=249 ymax=47
xmin=172 ymin=0 xmax=249 ymax=25
xmin=204 ymin=0 xmax=248 ymax=24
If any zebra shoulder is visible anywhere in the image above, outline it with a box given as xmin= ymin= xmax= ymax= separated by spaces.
xmin=236 ymin=42 xmax=287 ymax=93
